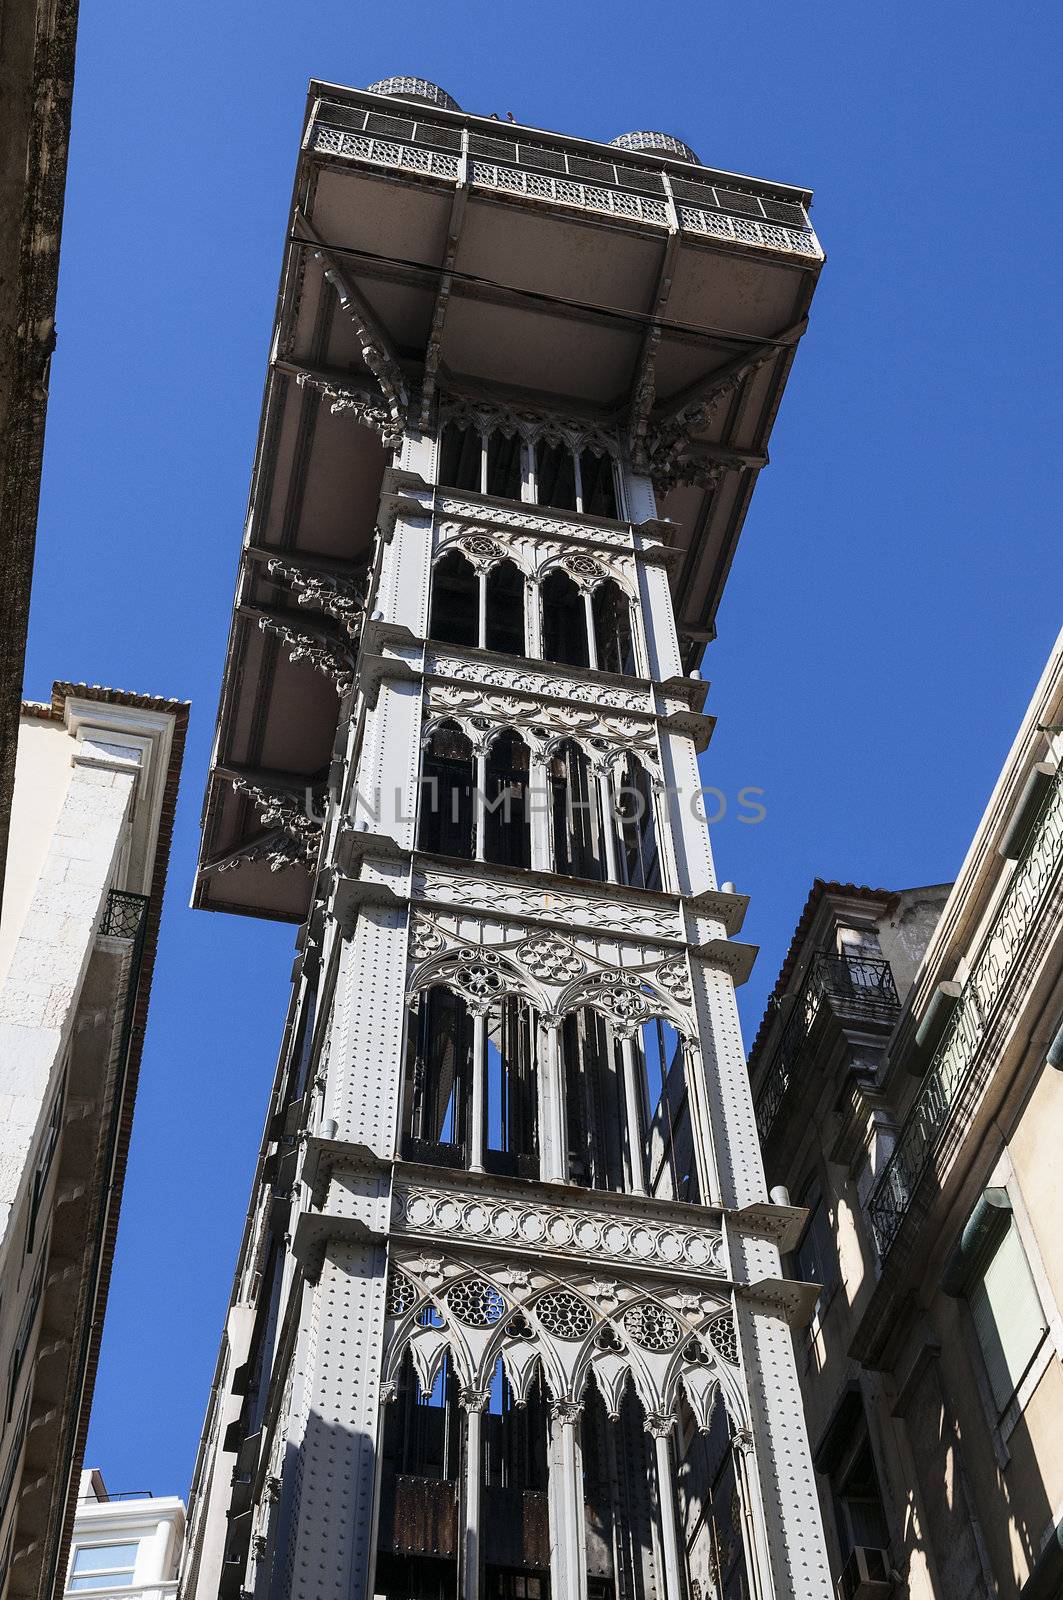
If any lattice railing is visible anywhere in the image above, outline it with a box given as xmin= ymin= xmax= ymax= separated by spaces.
xmin=754 ymin=952 xmax=900 ymax=1142
xmin=868 ymin=771 xmax=1063 ymax=1259
xmin=311 ymin=113 xmax=823 ymax=258
xmin=468 ymin=159 xmax=671 ymax=225
xmin=677 ymin=203 xmax=822 ymax=258
xmin=313 ymin=125 xmax=461 ymax=181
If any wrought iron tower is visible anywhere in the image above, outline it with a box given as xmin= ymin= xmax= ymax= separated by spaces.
xmin=185 ymin=74 xmax=831 ymax=1600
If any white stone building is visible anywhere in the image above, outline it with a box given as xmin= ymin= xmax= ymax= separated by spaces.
xmin=183 ymin=75 xmax=831 ymax=1600
xmin=0 ymin=685 xmax=187 ymax=1600
xmin=64 ymin=1471 xmax=184 ymax=1600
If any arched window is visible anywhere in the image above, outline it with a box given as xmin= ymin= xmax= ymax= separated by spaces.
xmin=558 ymin=1003 xmax=699 ymax=1202
xmin=612 ymin=754 xmax=661 ymax=891
xmin=403 ymin=989 xmax=539 ymax=1178
xmin=483 ymin=731 xmax=531 ymax=870
xmin=592 ymin=578 xmax=636 ymax=676
xmin=402 ymin=985 xmax=472 ymax=1166
xmin=549 ymin=741 xmax=606 ymax=881
xmin=418 ymin=723 xmax=475 ymax=859
xmin=429 ymin=552 xmax=479 ymax=648
xmin=484 ymin=559 xmax=525 ymax=656
xmin=375 ymin=1349 xmax=461 ymax=1597
xmin=541 ymin=570 xmax=589 ymax=669
xmin=559 ymin=1008 xmax=626 ymax=1190
xmin=579 ymin=447 xmax=619 ymax=518
xmin=439 ymin=420 xmax=484 ymax=492
xmin=483 ymin=1359 xmax=550 ymax=1592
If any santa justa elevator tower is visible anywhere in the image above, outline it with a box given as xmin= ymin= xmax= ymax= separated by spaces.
xmin=184 ymin=74 xmax=830 ymax=1600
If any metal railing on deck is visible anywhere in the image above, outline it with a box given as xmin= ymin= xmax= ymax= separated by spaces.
xmin=311 ymin=105 xmax=822 ymax=258
xmin=755 ymin=952 xmax=900 ymax=1142
xmin=868 ymin=771 xmax=1063 ymax=1259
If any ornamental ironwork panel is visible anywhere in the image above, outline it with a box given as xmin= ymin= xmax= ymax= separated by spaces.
xmin=868 ymin=772 xmax=1063 ymax=1259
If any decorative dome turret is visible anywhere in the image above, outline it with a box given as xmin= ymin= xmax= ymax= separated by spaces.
xmin=365 ymin=76 xmax=461 ymax=113
xmin=609 ymin=130 xmax=699 ymax=164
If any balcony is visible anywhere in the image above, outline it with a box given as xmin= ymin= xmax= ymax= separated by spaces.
xmin=754 ymin=952 xmax=901 ymax=1142
xmin=868 ymin=771 xmax=1063 ymax=1259
xmin=310 ymin=103 xmax=823 ymax=260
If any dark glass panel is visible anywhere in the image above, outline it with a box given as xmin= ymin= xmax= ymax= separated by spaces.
xmin=418 ymin=723 xmax=475 ymax=859
xmin=535 ymin=440 xmax=577 ymax=510
xmin=429 ymin=551 xmax=479 ymax=647
xmin=580 ymin=449 xmax=618 ymax=517
xmin=540 ymin=570 xmax=588 ymax=669
xmin=439 ymin=421 xmax=482 ymax=491
xmin=485 ymin=560 xmax=525 ymax=656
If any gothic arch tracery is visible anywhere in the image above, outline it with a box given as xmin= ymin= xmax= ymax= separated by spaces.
xmin=405 ymin=920 xmax=695 ymax=1038
xmin=381 ymin=1251 xmax=746 ymax=1433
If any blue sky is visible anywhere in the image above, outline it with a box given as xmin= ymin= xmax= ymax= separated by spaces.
xmin=25 ymin=0 xmax=1062 ymax=1496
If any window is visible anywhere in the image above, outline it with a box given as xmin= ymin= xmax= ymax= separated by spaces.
xmin=429 ymin=552 xmax=479 ymax=647
xmin=676 ymin=1396 xmax=748 ymax=1600
xmin=965 ymin=1210 xmax=1049 ymax=1414
xmin=534 ymin=439 xmax=577 ymax=511
xmin=484 ymin=999 xmax=539 ymax=1178
xmin=429 ymin=552 xmax=526 ymax=658
xmin=418 ymin=724 xmax=475 ymax=859
xmin=483 ymin=732 xmax=531 ymax=870
xmin=26 ymin=1082 xmax=64 ymax=1256
xmin=484 ymin=560 xmax=525 ymax=656
xmin=403 ymin=990 xmax=540 ymax=1178
xmin=612 ymin=755 xmax=660 ymax=890
xmin=814 ymin=1390 xmax=890 ymax=1569
xmin=486 ymin=431 xmax=522 ymax=499
xmin=549 ymin=741 xmax=606 ymax=881
xmin=439 ymin=421 xmax=483 ymax=492
xmin=579 ymin=448 xmax=618 ymax=518
xmin=833 ymin=1434 xmax=889 ymax=1560
xmin=641 ymin=1016 xmax=697 ymax=1203
xmin=403 ymin=987 xmax=471 ymax=1166
xmin=793 ymin=1179 xmax=839 ymax=1319
xmin=560 ymin=1008 xmax=626 ymax=1189
xmin=439 ymin=420 xmax=525 ymax=500
xmin=7 ymin=1252 xmax=45 ymax=1421
xmin=540 ymin=570 xmax=589 ymax=669
xmin=69 ymin=1544 xmax=139 ymax=1591
xmin=591 ymin=578 xmax=635 ymax=676
xmin=534 ymin=439 xmax=619 ymax=517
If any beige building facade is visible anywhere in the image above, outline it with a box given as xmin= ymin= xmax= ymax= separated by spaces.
xmin=0 ymin=685 xmax=186 ymax=1600
xmin=749 ymin=627 xmax=1063 ymax=1600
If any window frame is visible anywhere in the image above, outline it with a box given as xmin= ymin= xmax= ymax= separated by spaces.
xmin=948 ymin=1169 xmax=1061 ymax=1448
xmin=68 ymin=1541 xmax=140 ymax=1592
xmin=792 ymin=1174 xmax=840 ymax=1333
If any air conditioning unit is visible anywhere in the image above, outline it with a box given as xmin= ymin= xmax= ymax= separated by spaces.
xmin=837 ymin=1545 xmax=893 ymax=1600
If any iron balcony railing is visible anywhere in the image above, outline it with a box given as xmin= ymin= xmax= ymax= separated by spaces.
xmin=868 ymin=770 xmax=1063 ymax=1260
xmin=98 ymin=888 xmax=150 ymax=1067
xmin=755 ymin=952 xmax=901 ymax=1142
xmin=311 ymin=106 xmax=822 ymax=259
xmin=100 ymin=888 xmax=149 ymax=944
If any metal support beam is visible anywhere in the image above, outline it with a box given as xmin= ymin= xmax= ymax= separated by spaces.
xmin=420 ymin=134 xmax=470 ymax=429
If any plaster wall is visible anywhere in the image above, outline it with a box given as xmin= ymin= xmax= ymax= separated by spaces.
xmin=1008 ymin=1062 xmax=1063 ymax=1327
xmin=0 ymin=715 xmax=74 ymax=985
